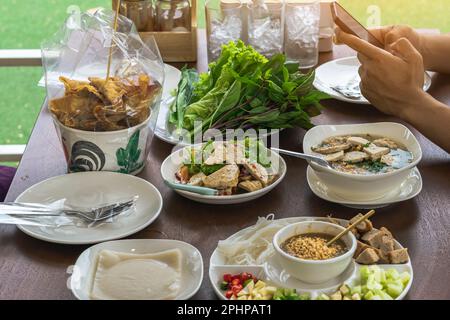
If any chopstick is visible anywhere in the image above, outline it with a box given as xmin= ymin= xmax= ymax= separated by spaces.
xmin=326 ymin=210 xmax=375 ymax=247
xmin=106 ymin=0 xmax=121 ymax=80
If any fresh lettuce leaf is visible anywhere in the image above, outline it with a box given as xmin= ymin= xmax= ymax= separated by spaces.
xmin=169 ymin=40 xmax=329 ymax=137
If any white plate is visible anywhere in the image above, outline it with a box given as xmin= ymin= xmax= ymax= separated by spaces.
xmin=162 ymin=64 xmax=182 ymax=100
xmin=155 ymin=65 xmax=182 ymax=145
xmin=71 ymin=239 xmax=203 ymax=300
xmin=160 ymin=145 xmax=287 ymax=204
xmin=306 ymin=166 xmax=423 ymax=209
xmin=16 ymin=172 xmax=163 ymax=244
xmin=209 ymin=216 xmax=413 ymax=300
xmin=314 ymin=56 xmax=432 ymax=104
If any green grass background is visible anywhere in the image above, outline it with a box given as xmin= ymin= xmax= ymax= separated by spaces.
xmin=0 ymin=0 xmax=449 ymax=153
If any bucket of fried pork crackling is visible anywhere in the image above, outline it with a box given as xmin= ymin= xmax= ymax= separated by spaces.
xmin=41 ymin=9 xmax=165 ymax=175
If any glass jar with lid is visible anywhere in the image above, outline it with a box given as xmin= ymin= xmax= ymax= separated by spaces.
xmin=156 ymin=0 xmax=191 ymax=32
xmin=119 ymin=0 xmax=155 ymax=31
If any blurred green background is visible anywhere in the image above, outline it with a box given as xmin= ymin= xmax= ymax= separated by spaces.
xmin=1 ymin=0 xmax=449 ymax=163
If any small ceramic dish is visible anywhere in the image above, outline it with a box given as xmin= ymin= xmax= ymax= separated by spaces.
xmin=306 ymin=166 xmax=423 ymax=209
xmin=70 ymin=239 xmax=203 ymax=300
xmin=160 ymin=145 xmax=287 ymax=205
xmin=303 ymin=122 xmax=422 ymax=201
xmin=273 ymin=221 xmax=357 ymax=284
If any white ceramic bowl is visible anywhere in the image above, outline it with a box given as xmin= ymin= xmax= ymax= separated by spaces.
xmin=273 ymin=221 xmax=357 ymax=284
xmin=303 ymin=122 xmax=422 ymax=201
xmin=160 ymin=145 xmax=287 ymax=205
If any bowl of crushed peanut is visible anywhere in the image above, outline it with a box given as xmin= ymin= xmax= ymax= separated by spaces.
xmin=273 ymin=221 xmax=357 ymax=284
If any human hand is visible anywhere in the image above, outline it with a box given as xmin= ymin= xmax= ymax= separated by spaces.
xmin=335 ymin=29 xmax=426 ymax=118
xmin=370 ymin=25 xmax=423 ymax=55
xmin=334 ymin=25 xmax=429 ymax=69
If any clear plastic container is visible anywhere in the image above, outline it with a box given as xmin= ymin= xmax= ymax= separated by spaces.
xmin=247 ymin=0 xmax=284 ymax=57
xmin=284 ymin=0 xmax=320 ymax=68
xmin=205 ymin=0 xmax=244 ymax=61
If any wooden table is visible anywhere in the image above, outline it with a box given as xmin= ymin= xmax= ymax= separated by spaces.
xmin=2 ymin=30 xmax=450 ymax=300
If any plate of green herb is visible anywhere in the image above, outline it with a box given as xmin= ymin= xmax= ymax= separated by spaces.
xmin=155 ymin=41 xmax=328 ymax=145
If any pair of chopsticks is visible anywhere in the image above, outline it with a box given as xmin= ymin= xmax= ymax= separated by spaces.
xmin=326 ymin=210 xmax=375 ymax=246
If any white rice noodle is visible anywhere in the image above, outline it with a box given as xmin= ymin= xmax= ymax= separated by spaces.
xmin=217 ymin=214 xmax=290 ymax=265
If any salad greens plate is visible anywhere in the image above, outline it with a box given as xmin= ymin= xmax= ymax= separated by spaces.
xmin=156 ymin=41 xmax=328 ymax=145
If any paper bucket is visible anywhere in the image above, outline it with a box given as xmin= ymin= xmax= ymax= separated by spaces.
xmin=53 ymin=115 xmax=151 ymax=175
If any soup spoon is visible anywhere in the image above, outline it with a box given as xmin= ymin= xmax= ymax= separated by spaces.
xmin=270 ymin=147 xmax=333 ymax=169
xmin=164 ymin=179 xmax=219 ymax=196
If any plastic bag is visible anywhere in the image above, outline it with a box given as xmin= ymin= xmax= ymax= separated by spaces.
xmin=41 ymin=9 xmax=164 ymax=174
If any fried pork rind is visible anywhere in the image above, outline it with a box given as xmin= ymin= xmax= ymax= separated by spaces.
xmin=59 ymin=76 xmax=103 ymax=99
xmin=49 ymin=75 xmax=161 ymax=131
xmin=89 ymin=77 xmax=127 ymax=106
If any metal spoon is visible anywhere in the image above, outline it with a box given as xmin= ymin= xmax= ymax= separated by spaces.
xmin=271 ymin=147 xmax=333 ymax=169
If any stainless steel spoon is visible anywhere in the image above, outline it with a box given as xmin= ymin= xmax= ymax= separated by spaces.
xmin=271 ymin=147 xmax=333 ymax=169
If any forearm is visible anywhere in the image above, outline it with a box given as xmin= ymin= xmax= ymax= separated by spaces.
xmin=420 ymin=34 xmax=450 ymax=73
xmin=402 ymin=92 xmax=450 ymax=153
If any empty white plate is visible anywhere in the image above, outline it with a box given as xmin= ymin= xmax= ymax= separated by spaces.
xmin=70 ymin=239 xmax=203 ymax=300
xmin=306 ymin=166 xmax=423 ymax=209
xmin=15 ymin=172 xmax=163 ymax=244
xmin=314 ymin=56 xmax=432 ymax=104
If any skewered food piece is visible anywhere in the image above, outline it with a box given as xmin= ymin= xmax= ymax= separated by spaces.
xmin=329 ymin=213 xmax=409 ymax=265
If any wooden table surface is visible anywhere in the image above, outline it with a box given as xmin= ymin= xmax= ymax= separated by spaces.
xmin=2 ymin=30 xmax=450 ymax=300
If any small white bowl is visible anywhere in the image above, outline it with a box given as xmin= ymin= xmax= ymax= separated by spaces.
xmin=303 ymin=122 xmax=422 ymax=201
xmin=160 ymin=145 xmax=287 ymax=205
xmin=273 ymin=221 xmax=357 ymax=284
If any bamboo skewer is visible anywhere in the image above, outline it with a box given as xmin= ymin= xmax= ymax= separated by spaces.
xmin=326 ymin=210 xmax=376 ymax=247
xmin=106 ymin=0 xmax=121 ymax=81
